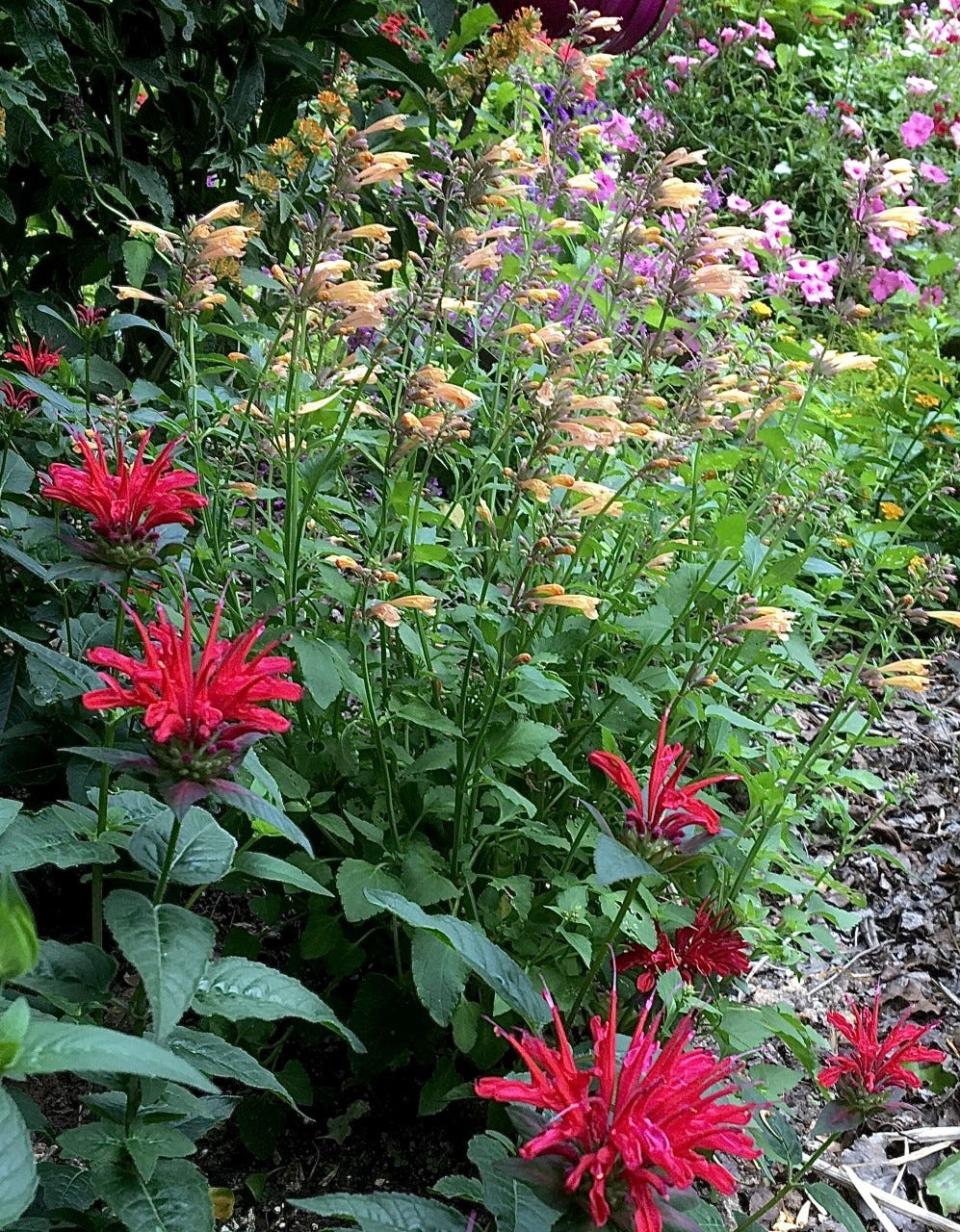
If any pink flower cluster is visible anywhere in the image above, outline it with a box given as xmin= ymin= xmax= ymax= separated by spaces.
xmin=663 ymin=14 xmax=776 ymax=88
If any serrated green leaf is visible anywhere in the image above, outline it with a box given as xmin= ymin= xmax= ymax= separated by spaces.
xmin=104 ymin=891 xmax=215 ymax=1042
xmin=96 ymin=1158 xmax=213 ymax=1232
xmin=805 ymin=1182 xmax=867 ymax=1232
xmin=6 ymin=1021 xmax=216 ymax=1091
xmin=167 ymin=1027 xmax=296 ymax=1108
xmin=0 ymin=1085 xmax=38 ymax=1226
xmin=411 ymin=931 xmax=468 ymax=1026
xmin=289 ymin=1192 xmax=464 ymax=1232
xmin=129 ymin=808 xmax=236 ymax=887
xmin=233 ymin=852 xmax=332 ymax=897
xmin=593 ymin=834 xmax=656 ymax=886
xmin=193 ymin=957 xmax=362 ymax=1051
xmin=367 ymin=891 xmax=549 ymax=1027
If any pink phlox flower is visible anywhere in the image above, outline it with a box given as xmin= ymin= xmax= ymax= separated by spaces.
xmin=920 ymin=160 xmax=949 ymax=183
xmin=906 ymin=75 xmax=937 ymax=94
xmin=901 ymin=111 xmax=935 ymax=148
xmin=869 ymin=267 xmax=918 ymax=302
xmin=756 ymin=15 xmax=775 ymax=38
xmin=840 ymin=115 xmax=864 ymax=138
xmin=843 ymin=158 xmax=870 ymax=181
xmin=755 ymin=45 xmax=776 ymax=69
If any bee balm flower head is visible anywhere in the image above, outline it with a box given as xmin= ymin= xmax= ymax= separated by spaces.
xmin=40 ymin=432 xmax=206 ymax=565
xmin=475 ymin=985 xmax=758 ymax=1232
xmin=82 ymin=595 xmax=302 ymax=783
xmin=588 ymin=707 xmax=739 ymax=846
xmin=818 ymin=994 xmax=945 ymax=1115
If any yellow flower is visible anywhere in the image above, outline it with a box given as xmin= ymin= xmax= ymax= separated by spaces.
xmin=879 ymin=501 xmax=904 ymax=521
xmin=914 ymin=393 xmax=940 ymax=408
xmin=367 ymin=594 xmax=437 ymax=627
xmin=736 ymin=606 xmax=796 ymax=640
xmin=655 ymin=178 xmax=705 ymax=212
xmin=748 ymin=301 xmax=772 ymax=318
xmin=928 ymin=610 xmax=960 ymax=629
xmin=908 ymin=555 xmax=927 ymax=576
xmin=869 ymin=659 xmax=931 ymax=693
xmin=833 ymin=535 xmax=853 ymax=549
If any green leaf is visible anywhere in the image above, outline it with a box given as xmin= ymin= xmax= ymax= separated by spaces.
xmin=488 ymin=721 xmax=560 ymax=768
xmin=593 ymin=834 xmax=656 ymax=886
xmin=0 ymin=1085 xmax=38 ymax=1226
xmin=293 ymin=635 xmax=342 ymax=709
xmin=927 ymin=1152 xmax=960 ymax=1214
xmin=167 ymin=1027 xmax=296 ymax=1108
xmin=804 ymin=1182 xmax=867 ymax=1232
xmin=511 ymin=665 xmax=570 ymax=705
xmin=704 ymin=704 xmax=768 ymax=733
xmin=129 ymin=808 xmax=236 ymax=887
xmin=6 ymin=1022 xmax=217 ymax=1091
xmin=0 ymin=626 xmax=102 ymax=696
xmin=392 ymin=699 xmax=461 ymax=739
xmin=420 ymin=0 xmax=455 ymax=38
xmin=13 ymin=940 xmax=117 ymax=1010
xmin=0 ymin=812 xmax=117 ymax=873
xmin=192 ymin=957 xmax=362 ymax=1051
xmin=104 ymin=891 xmax=215 ymax=1042
xmin=411 ymin=931 xmax=468 ymax=1026
xmin=122 ymin=240 xmax=153 ymax=289
xmin=232 ymin=852 xmax=332 ymax=897
xmin=367 ymin=891 xmax=549 ymax=1027
xmin=96 ymin=1159 xmax=213 ymax=1232
xmin=289 ymin=1192 xmax=465 ymax=1232
xmin=224 ymin=45 xmax=265 ymax=132
xmin=337 ymin=858 xmax=403 ymax=923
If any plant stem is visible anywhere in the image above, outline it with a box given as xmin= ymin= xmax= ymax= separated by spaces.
xmin=569 ymin=876 xmax=641 ymax=1019
xmin=734 ymin=1134 xmax=839 ymax=1232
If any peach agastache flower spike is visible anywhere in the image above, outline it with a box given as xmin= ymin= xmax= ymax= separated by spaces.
xmin=588 ymin=707 xmax=739 ymax=845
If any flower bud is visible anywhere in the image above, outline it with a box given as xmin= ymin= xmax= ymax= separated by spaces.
xmin=0 ymin=874 xmax=38 ymax=983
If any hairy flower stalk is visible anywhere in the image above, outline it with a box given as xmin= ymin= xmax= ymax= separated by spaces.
xmin=476 ymin=986 xmax=759 ymax=1232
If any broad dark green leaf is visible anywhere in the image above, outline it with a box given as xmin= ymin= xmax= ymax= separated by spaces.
xmin=411 ymin=931 xmax=468 ymax=1026
xmin=293 ymin=635 xmax=342 ymax=710
xmin=289 ymin=1192 xmax=464 ymax=1232
xmin=192 ymin=957 xmax=362 ymax=1051
xmin=104 ymin=891 xmax=215 ymax=1041
xmin=927 ymin=1153 xmax=960 ymax=1214
xmin=167 ymin=1027 xmax=296 ymax=1107
xmin=6 ymin=1022 xmax=217 ymax=1091
xmin=13 ymin=940 xmax=117 ymax=1009
xmin=0 ymin=1086 xmax=38 ymax=1227
xmin=593 ymin=834 xmax=656 ymax=886
xmin=367 ymin=891 xmax=549 ymax=1027
xmin=96 ymin=1159 xmax=213 ymax=1232
xmin=804 ymin=1182 xmax=867 ymax=1232
xmin=129 ymin=808 xmax=236 ymax=887
xmin=232 ymin=851 xmax=332 ymax=897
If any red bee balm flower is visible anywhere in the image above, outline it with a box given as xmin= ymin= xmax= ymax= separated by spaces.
xmin=82 ymin=597 xmax=302 ymax=778
xmin=621 ymin=903 xmax=751 ymax=992
xmin=476 ymin=988 xmax=759 ymax=1232
xmin=3 ymin=337 xmax=63 ymax=376
xmin=588 ymin=708 xmax=739 ymax=844
xmin=41 ymin=432 xmax=206 ymax=556
xmin=818 ymin=995 xmax=945 ymax=1109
